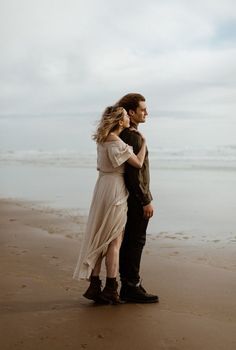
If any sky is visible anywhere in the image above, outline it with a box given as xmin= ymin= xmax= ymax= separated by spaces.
xmin=0 ymin=0 xmax=236 ymax=117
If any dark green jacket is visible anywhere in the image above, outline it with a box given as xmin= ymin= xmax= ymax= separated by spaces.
xmin=120 ymin=128 xmax=153 ymax=206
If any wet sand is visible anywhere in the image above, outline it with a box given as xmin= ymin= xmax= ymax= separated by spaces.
xmin=0 ymin=199 xmax=236 ymax=350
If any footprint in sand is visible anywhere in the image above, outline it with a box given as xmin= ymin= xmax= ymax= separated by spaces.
xmin=197 ymin=257 xmax=207 ymax=261
xmin=97 ymin=334 xmax=104 ymax=339
xmin=170 ymin=251 xmax=179 ymax=256
xmin=12 ymin=249 xmax=28 ymax=255
xmin=15 ymin=340 xmax=24 ymax=345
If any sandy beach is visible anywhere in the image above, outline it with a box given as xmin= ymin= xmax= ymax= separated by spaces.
xmin=0 ymin=198 xmax=235 ymax=350
xmin=1 ymin=0 xmax=236 ymax=348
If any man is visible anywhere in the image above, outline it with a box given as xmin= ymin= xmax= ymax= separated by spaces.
xmin=116 ymin=93 xmax=159 ymax=303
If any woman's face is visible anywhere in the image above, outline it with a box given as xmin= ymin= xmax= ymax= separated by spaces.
xmin=122 ymin=110 xmax=130 ymax=128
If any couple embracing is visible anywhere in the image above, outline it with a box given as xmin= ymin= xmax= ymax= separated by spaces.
xmin=73 ymin=93 xmax=159 ymax=304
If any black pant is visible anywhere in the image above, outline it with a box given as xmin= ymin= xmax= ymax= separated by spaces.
xmin=119 ymin=195 xmax=149 ymax=285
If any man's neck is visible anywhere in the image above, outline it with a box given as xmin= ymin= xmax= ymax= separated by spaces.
xmin=130 ymin=121 xmax=138 ymax=129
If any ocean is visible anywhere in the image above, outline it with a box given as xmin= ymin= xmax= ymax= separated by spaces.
xmin=1 ymin=113 xmax=236 ymax=169
xmin=1 ymin=113 xmax=236 ymax=239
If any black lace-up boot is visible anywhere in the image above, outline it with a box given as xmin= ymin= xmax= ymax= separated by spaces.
xmin=100 ymin=277 xmax=122 ymax=305
xmin=120 ymin=281 xmax=159 ymax=303
xmin=83 ymin=276 xmax=102 ymax=302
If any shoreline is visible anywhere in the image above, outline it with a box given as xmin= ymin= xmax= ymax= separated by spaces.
xmin=0 ymin=198 xmax=235 ymax=349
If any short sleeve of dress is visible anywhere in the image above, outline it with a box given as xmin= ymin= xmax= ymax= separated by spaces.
xmin=107 ymin=142 xmax=133 ymax=168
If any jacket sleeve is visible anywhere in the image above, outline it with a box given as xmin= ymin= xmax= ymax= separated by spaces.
xmin=120 ymin=129 xmax=152 ymax=206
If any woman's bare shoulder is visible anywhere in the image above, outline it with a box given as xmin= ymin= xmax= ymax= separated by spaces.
xmin=105 ymin=133 xmax=121 ymax=142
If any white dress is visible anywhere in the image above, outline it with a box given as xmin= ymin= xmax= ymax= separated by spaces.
xmin=73 ymin=139 xmax=133 ymax=280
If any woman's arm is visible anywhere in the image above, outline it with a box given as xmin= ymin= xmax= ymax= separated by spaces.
xmin=126 ymin=134 xmax=146 ymax=169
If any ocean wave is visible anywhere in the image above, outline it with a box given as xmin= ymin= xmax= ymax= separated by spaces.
xmin=0 ymin=150 xmax=96 ymax=167
xmin=1 ymin=146 xmax=236 ymax=168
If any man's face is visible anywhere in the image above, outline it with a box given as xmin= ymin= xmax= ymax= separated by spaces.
xmin=129 ymin=101 xmax=148 ymax=125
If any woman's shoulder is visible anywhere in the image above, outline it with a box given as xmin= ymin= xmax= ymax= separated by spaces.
xmin=103 ymin=135 xmax=126 ymax=147
xmin=103 ymin=139 xmax=130 ymax=155
xmin=105 ymin=133 xmax=121 ymax=142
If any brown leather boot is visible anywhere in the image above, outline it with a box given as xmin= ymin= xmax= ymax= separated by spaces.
xmin=83 ymin=276 xmax=102 ymax=302
xmin=100 ymin=278 xmax=121 ymax=305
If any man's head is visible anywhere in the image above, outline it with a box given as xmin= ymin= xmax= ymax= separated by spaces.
xmin=116 ymin=93 xmax=148 ymax=126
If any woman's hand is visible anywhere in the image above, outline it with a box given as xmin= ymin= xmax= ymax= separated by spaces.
xmin=138 ymin=132 xmax=146 ymax=143
xmin=130 ymin=128 xmax=146 ymax=143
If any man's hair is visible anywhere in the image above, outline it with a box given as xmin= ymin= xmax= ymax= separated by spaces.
xmin=116 ymin=93 xmax=145 ymax=113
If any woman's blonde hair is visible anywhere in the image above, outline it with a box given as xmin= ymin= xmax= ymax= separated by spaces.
xmin=92 ymin=106 xmax=125 ymax=143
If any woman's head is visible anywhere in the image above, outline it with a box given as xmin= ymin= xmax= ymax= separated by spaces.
xmin=93 ymin=106 xmax=129 ymax=143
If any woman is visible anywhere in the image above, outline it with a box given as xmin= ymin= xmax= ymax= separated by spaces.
xmin=73 ymin=106 xmax=146 ymax=304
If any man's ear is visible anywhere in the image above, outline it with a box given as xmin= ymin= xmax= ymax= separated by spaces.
xmin=128 ymin=109 xmax=135 ymax=117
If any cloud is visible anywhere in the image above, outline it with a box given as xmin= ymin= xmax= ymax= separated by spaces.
xmin=0 ymin=0 xmax=235 ymax=116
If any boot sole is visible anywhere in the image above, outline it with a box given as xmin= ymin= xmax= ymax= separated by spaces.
xmin=83 ymin=292 xmax=109 ymax=304
xmin=120 ymin=297 xmax=159 ymax=304
xmin=99 ymin=295 xmax=124 ymax=305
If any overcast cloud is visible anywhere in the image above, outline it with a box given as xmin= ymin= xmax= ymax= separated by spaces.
xmin=0 ymin=0 xmax=236 ymax=116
